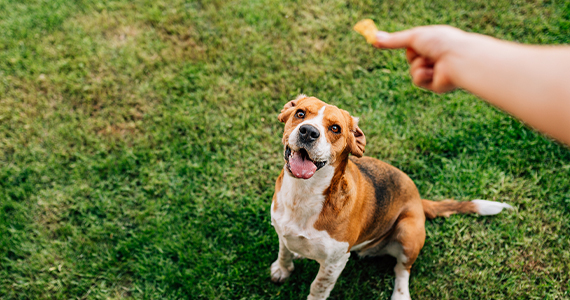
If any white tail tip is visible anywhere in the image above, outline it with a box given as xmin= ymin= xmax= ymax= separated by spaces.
xmin=471 ymin=199 xmax=513 ymax=216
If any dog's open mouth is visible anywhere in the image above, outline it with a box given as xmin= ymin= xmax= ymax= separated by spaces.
xmin=285 ymin=146 xmax=326 ymax=179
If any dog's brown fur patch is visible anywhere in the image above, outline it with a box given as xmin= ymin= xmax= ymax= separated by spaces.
xmin=314 ymin=156 xmax=424 ymax=253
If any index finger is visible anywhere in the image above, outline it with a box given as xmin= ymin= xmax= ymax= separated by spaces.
xmin=373 ymin=29 xmax=416 ymax=49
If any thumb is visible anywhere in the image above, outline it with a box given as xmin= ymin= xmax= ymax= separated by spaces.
xmin=374 ymin=29 xmax=416 ymax=49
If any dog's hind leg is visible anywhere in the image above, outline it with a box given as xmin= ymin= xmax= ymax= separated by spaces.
xmin=388 ymin=211 xmax=426 ymax=300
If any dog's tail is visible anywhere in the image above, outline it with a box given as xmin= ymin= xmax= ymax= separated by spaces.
xmin=422 ymin=199 xmax=513 ymax=219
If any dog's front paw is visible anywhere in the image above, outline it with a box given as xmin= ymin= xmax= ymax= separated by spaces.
xmin=391 ymin=289 xmax=411 ymax=300
xmin=270 ymin=260 xmax=294 ymax=283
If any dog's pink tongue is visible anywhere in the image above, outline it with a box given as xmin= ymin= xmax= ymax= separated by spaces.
xmin=289 ymin=151 xmax=317 ymax=179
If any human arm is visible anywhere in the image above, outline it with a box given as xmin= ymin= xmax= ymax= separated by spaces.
xmin=373 ymin=25 xmax=570 ymax=145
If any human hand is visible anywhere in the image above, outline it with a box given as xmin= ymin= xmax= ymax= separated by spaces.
xmin=374 ymin=25 xmax=472 ymax=93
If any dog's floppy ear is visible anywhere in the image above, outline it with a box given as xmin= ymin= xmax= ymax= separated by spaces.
xmin=345 ymin=113 xmax=366 ymax=157
xmin=278 ymin=94 xmax=306 ymax=123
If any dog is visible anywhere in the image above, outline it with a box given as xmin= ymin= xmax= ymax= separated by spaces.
xmin=269 ymin=95 xmax=512 ymax=300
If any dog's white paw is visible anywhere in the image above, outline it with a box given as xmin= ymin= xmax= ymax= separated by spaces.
xmin=270 ymin=260 xmax=294 ymax=283
xmin=391 ymin=289 xmax=411 ymax=300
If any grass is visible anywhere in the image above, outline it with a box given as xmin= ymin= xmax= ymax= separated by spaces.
xmin=1 ymin=0 xmax=570 ymax=299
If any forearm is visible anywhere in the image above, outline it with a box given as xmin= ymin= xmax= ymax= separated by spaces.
xmin=448 ymin=34 xmax=570 ymax=145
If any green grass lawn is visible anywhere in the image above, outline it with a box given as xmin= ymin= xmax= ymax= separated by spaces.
xmin=1 ymin=0 xmax=570 ymax=299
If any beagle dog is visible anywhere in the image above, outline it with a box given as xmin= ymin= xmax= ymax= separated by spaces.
xmin=270 ymin=95 xmax=512 ymax=300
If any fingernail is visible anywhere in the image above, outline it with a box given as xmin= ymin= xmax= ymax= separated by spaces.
xmin=376 ymin=31 xmax=390 ymax=41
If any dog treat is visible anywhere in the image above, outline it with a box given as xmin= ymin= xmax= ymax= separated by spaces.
xmin=353 ymin=19 xmax=378 ymax=44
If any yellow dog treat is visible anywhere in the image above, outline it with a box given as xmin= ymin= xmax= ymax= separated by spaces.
xmin=353 ymin=19 xmax=378 ymax=44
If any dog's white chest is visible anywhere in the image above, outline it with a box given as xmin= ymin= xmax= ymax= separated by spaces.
xmin=271 ymin=168 xmax=349 ymax=262
xmin=271 ymin=206 xmax=330 ymax=260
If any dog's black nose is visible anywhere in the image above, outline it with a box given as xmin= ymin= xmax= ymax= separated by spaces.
xmin=299 ymin=125 xmax=320 ymax=143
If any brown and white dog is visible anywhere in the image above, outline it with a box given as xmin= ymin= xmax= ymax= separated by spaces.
xmin=270 ymin=95 xmax=512 ymax=300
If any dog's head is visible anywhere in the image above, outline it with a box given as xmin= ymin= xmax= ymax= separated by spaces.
xmin=278 ymin=95 xmax=366 ymax=179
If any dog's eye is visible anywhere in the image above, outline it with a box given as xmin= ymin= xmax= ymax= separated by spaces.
xmin=330 ymin=125 xmax=341 ymax=133
xmin=295 ymin=110 xmax=305 ymax=119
